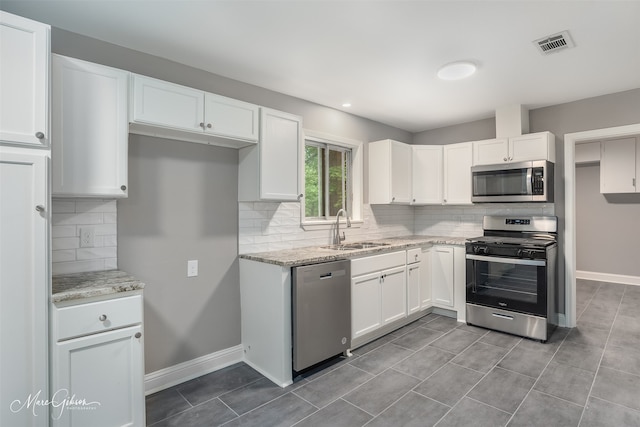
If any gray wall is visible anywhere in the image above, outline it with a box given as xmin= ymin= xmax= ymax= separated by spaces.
xmin=576 ymin=164 xmax=640 ymax=277
xmin=49 ymin=28 xmax=412 ymax=373
xmin=412 ymin=117 xmax=496 ymax=145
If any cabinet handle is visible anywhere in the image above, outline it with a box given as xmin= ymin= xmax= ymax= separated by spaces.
xmin=207 ymin=123 xmax=212 ymax=129
xmin=503 ymin=157 xmax=508 ymax=162
xmin=120 ymin=185 xmax=127 ymax=191
xmin=297 ymin=193 xmax=304 ymax=200
xmin=199 ymin=122 xmax=205 ymax=128
xmin=392 ymin=197 xmax=396 ymax=201
xmin=35 ymin=205 xmax=45 ymax=213
xmin=99 ymin=314 xmax=107 ymax=321
xmin=634 ymin=178 xmax=636 ymax=187
xmin=35 ymin=132 xmax=45 ymax=139
xmin=135 ymin=332 xmax=142 ymax=339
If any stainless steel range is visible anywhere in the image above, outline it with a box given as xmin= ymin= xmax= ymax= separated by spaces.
xmin=466 ymin=216 xmax=558 ymax=342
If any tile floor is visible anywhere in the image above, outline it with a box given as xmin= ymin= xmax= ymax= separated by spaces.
xmin=146 ymin=279 xmax=640 ymax=426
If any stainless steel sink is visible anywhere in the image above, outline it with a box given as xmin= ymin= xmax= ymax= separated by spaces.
xmin=322 ymin=241 xmax=391 ymax=251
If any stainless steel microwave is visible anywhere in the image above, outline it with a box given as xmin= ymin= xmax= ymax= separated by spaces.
xmin=471 ymin=160 xmax=554 ymax=203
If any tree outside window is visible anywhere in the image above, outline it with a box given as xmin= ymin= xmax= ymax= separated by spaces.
xmin=304 ymin=141 xmax=351 ymax=220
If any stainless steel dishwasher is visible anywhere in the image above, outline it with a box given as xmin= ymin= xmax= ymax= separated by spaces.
xmin=292 ymin=259 xmax=351 ymax=372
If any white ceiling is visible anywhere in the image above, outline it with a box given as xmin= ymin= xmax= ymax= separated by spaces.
xmin=3 ymin=0 xmax=640 ymax=132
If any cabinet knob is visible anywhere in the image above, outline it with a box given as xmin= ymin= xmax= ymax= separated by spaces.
xmin=297 ymin=193 xmax=304 ymax=200
xmin=120 ymin=185 xmax=127 ymax=191
xmin=392 ymin=197 xmax=396 ymax=201
xmin=199 ymin=122 xmax=205 ymax=128
xmin=35 ymin=205 xmax=45 ymax=212
xmin=135 ymin=332 xmax=142 ymax=339
xmin=35 ymin=132 xmax=45 ymax=139
xmin=99 ymin=314 xmax=107 ymax=321
xmin=503 ymin=157 xmax=508 ymax=162
xmin=207 ymin=123 xmax=212 ymax=129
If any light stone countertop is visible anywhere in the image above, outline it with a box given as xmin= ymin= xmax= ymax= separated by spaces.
xmin=239 ymin=235 xmax=471 ymax=267
xmin=52 ymin=270 xmax=145 ymax=303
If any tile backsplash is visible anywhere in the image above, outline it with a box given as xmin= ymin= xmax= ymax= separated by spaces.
xmin=52 ymin=199 xmax=117 ymax=275
xmin=238 ymin=202 xmax=556 ymax=254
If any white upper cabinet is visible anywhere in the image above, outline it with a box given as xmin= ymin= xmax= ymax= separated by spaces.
xmin=473 ymin=132 xmax=555 ymax=165
xmin=472 ymin=138 xmax=509 ymax=165
xmin=238 ymin=108 xmax=302 ymax=201
xmin=0 ymin=12 xmax=50 ymax=148
xmin=411 ymin=145 xmax=443 ymax=204
xmin=369 ymin=139 xmax=412 ymax=204
xmin=600 ymin=136 xmax=639 ymax=194
xmin=130 ymin=74 xmax=259 ymax=148
xmin=132 ymin=75 xmax=204 ymax=133
xmin=52 ymin=55 xmax=129 ymax=197
xmin=443 ymin=142 xmax=473 ymax=205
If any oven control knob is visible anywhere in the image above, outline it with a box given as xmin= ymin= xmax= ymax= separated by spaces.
xmin=474 ymin=246 xmax=489 ymax=255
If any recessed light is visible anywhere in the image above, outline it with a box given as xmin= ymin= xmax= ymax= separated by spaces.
xmin=437 ymin=61 xmax=477 ymax=80
xmin=342 ymin=103 xmax=352 ymax=108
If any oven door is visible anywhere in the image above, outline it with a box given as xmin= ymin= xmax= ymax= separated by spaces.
xmin=466 ymin=254 xmax=547 ymax=316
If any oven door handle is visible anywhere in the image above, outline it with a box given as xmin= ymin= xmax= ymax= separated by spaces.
xmin=466 ymin=254 xmax=546 ymax=266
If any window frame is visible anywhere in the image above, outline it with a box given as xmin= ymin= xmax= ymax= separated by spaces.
xmin=300 ymin=130 xmax=363 ymax=230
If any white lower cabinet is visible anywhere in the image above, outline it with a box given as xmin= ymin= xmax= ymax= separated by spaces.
xmin=431 ymin=246 xmax=454 ymax=308
xmin=380 ymin=266 xmax=407 ymax=325
xmin=51 ymin=293 xmax=145 ymax=427
xmin=420 ymin=247 xmax=432 ymax=309
xmin=407 ymin=263 xmax=421 ymax=315
xmin=351 ymin=251 xmax=406 ymax=340
xmin=352 ymin=271 xmax=383 ymax=338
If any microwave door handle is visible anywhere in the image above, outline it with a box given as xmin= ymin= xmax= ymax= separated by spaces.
xmin=526 ymin=167 xmax=533 ymax=195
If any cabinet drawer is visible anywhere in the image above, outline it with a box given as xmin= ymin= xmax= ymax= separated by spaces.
xmin=406 ymin=248 xmax=422 ymax=264
xmin=55 ymin=294 xmax=142 ymax=341
xmin=351 ymin=251 xmax=406 ymax=277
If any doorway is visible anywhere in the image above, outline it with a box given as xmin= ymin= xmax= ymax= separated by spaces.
xmin=564 ymin=123 xmax=640 ymax=327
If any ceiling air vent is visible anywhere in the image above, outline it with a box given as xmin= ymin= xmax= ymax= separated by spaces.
xmin=533 ymin=30 xmax=575 ymax=55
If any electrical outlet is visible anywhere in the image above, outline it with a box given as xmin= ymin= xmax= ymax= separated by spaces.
xmin=80 ymin=227 xmax=95 ymax=248
xmin=187 ymin=260 xmax=198 ymax=277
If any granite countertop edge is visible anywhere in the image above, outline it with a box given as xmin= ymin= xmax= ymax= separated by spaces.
xmin=239 ymin=235 xmax=470 ymax=267
xmin=52 ymin=270 xmax=145 ymax=303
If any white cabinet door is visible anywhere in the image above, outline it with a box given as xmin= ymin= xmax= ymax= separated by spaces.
xmin=432 ymin=246 xmax=454 ymax=308
xmin=381 ymin=266 xmax=407 ymax=325
xmin=132 ymin=74 xmax=204 ymax=133
xmin=407 ymin=264 xmax=421 ymax=315
xmin=473 ymin=138 xmax=508 ymax=165
xmin=509 ymin=132 xmax=555 ymax=163
xmin=390 ymin=141 xmax=412 ymax=204
xmin=52 ymin=55 xmax=129 ymax=197
xmin=204 ymin=93 xmax=259 ymax=141
xmin=369 ymin=139 xmax=411 ymax=204
xmin=420 ymin=247 xmax=432 ymax=308
xmin=352 ymin=272 xmax=382 ymax=339
xmin=600 ymin=136 xmax=638 ymax=193
xmin=0 ymin=12 xmax=50 ymax=147
xmin=259 ymin=108 xmax=301 ymax=200
xmin=443 ymin=142 xmax=473 ymax=205
xmin=0 ymin=150 xmax=49 ymax=426
xmin=52 ymin=325 xmax=145 ymax=427
xmin=412 ymin=145 xmax=443 ymax=204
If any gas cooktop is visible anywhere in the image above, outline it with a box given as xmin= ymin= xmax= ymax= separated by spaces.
xmin=466 ymin=235 xmax=557 ymax=248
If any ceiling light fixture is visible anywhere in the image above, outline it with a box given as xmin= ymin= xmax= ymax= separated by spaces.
xmin=342 ymin=103 xmax=352 ymax=108
xmin=437 ymin=61 xmax=477 ymax=80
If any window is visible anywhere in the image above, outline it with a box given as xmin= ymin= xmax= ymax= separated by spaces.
xmin=302 ymin=131 xmax=363 ymax=227
xmin=304 ymin=143 xmax=351 ymax=219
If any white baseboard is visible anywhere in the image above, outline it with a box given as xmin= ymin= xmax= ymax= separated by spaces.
xmin=576 ymin=270 xmax=640 ymax=286
xmin=144 ymin=344 xmax=244 ymax=395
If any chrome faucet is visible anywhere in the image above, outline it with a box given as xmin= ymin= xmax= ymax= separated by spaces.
xmin=334 ymin=209 xmax=351 ymax=244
